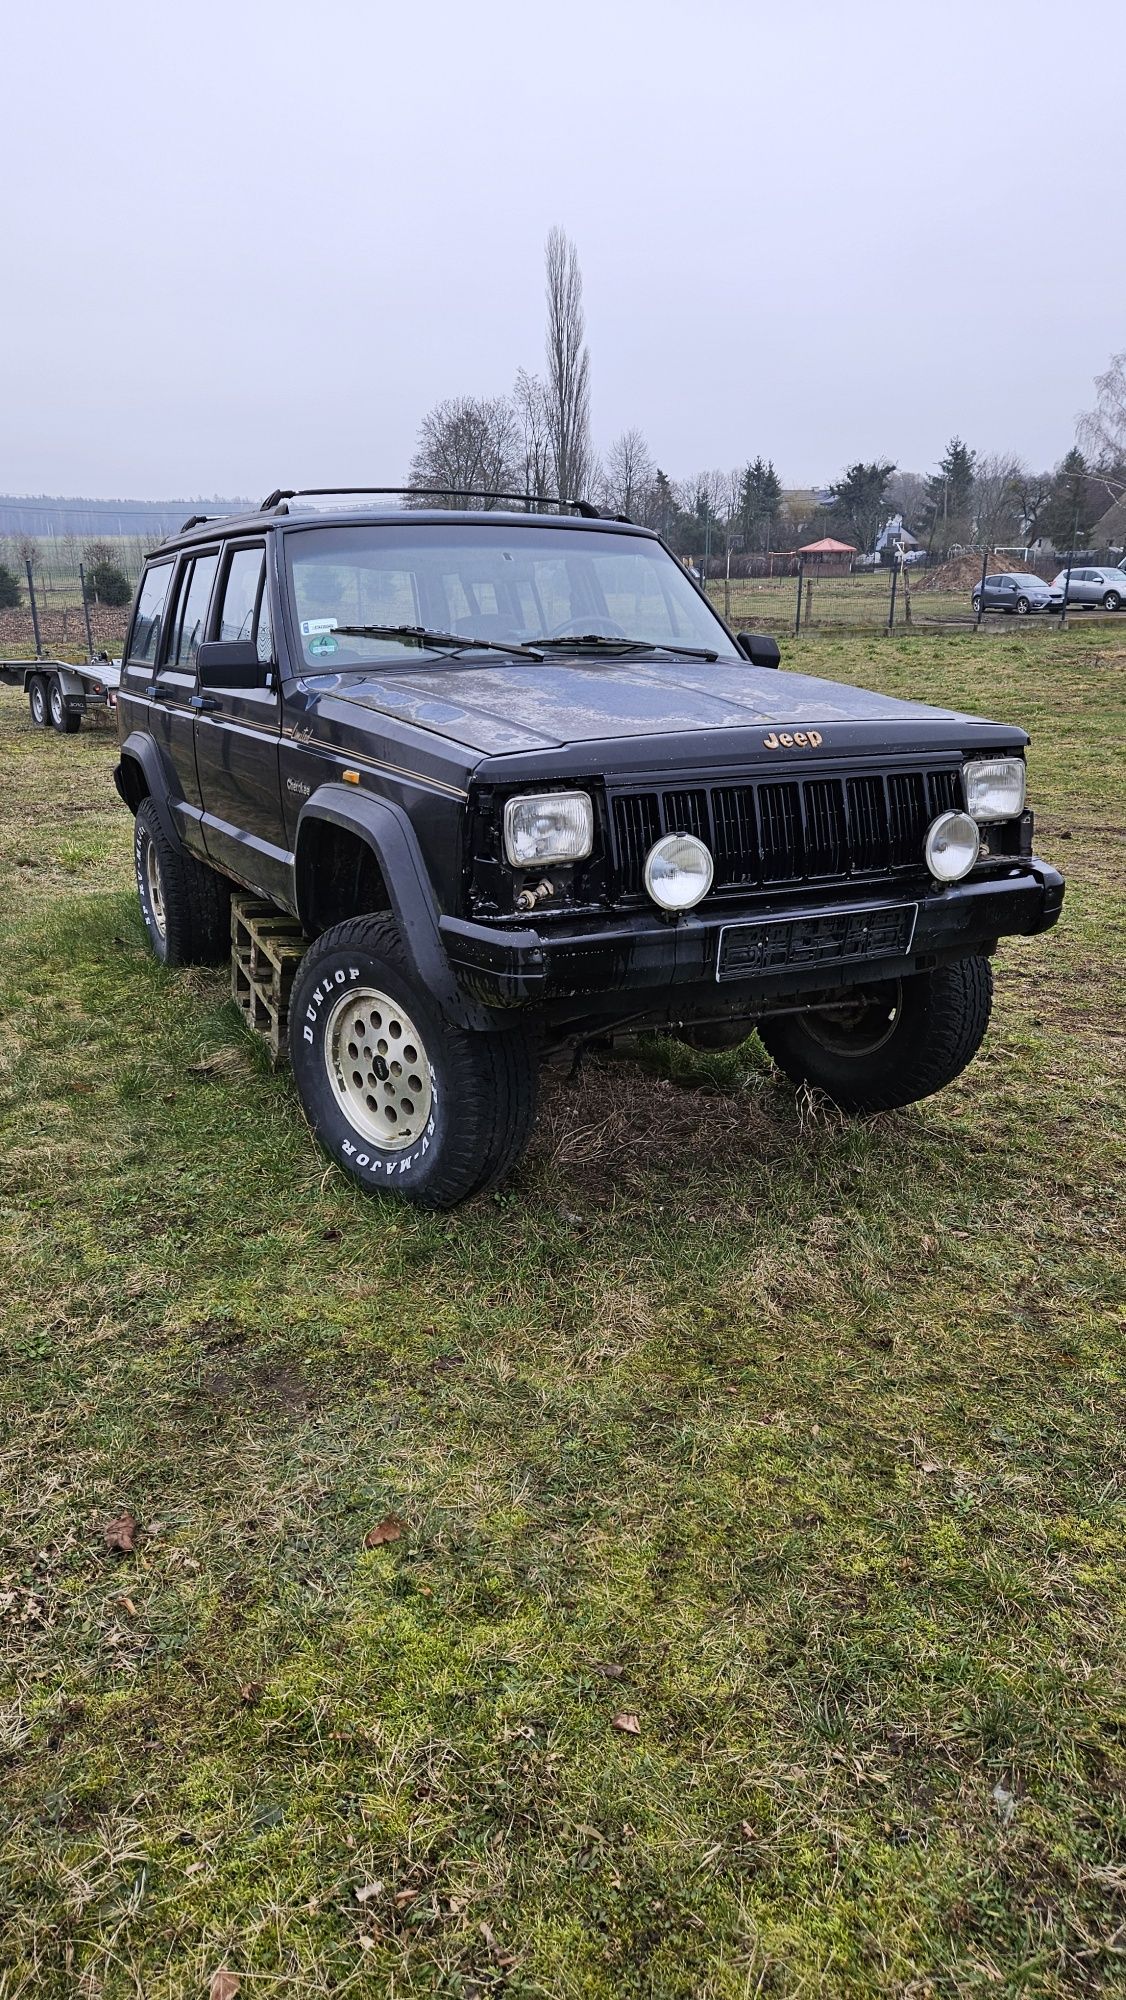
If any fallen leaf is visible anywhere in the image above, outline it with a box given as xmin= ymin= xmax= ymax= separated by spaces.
xmin=394 ymin=1888 xmax=418 ymax=1908
xmin=102 ymin=1511 xmax=137 ymax=1553
xmin=209 ymin=1972 xmax=240 ymax=2000
xmin=364 ymin=1516 xmax=405 ymax=1549
xmin=354 ymin=1881 xmax=383 ymax=1903
xmin=590 ymin=1660 xmax=625 ymax=1679
xmin=740 ymin=1820 xmax=756 ymax=1841
xmin=239 ymin=1682 xmax=264 ymax=1706
xmin=116 ymin=1596 xmax=138 ymax=1618
xmin=611 ymin=1711 xmax=641 ymax=1735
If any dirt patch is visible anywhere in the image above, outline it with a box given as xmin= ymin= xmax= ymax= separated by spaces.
xmin=920 ymin=553 xmax=1051 ymax=592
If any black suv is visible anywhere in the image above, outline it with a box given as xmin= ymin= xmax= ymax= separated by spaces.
xmin=114 ymin=489 xmax=1064 ymax=1207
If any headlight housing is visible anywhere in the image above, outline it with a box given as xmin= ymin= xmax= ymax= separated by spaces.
xmin=963 ymin=755 xmax=1026 ymax=822
xmin=925 ymin=809 xmax=980 ymax=883
xmin=643 ymin=832 xmax=714 ymax=910
xmin=503 ymin=791 xmax=594 ymax=867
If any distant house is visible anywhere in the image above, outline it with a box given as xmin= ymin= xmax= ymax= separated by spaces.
xmin=875 ymin=513 xmax=922 ymax=559
xmin=1091 ymin=494 xmax=1126 ymax=554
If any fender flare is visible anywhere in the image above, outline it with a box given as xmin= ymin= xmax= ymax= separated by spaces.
xmin=114 ymin=729 xmax=184 ymax=847
xmin=295 ymin=784 xmax=488 ymax=1029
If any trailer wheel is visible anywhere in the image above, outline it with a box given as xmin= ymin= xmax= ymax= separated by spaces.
xmin=48 ymin=678 xmax=81 ymax=734
xmin=28 ymin=677 xmax=49 ymax=727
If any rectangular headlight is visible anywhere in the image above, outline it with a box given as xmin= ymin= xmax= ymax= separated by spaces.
xmin=963 ymin=756 xmax=1026 ymax=821
xmin=503 ymin=791 xmax=594 ymax=867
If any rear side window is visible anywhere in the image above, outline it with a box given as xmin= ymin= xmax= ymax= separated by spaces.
xmin=169 ymin=553 xmax=220 ymax=669
xmin=128 ymin=562 xmax=174 ymax=663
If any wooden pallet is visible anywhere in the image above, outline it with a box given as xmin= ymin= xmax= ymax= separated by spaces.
xmin=231 ymin=896 xmax=308 ymax=1066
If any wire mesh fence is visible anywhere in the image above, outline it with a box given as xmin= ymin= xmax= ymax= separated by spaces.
xmin=0 ymin=538 xmax=148 ymax=659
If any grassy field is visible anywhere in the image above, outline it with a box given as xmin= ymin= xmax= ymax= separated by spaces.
xmin=1 ymin=628 xmax=1124 ymax=1999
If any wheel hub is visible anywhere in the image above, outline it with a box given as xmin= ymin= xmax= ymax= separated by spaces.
xmin=323 ymin=986 xmax=432 ymax=1149
xmin=144 ymin=840 xmax=166 ymax=937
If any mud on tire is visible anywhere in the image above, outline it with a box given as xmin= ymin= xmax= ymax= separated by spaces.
xmin=757 ymin=954 xmax=994 ymax=1113
xmin=290 ymin=914 xmax=538 ymax=1209
xmin=134 ymin=798 xmax=230 ymax=966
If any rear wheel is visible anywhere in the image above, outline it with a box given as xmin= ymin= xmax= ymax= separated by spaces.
xmin=290 ymin=914 xmax=539 ymax=1208
xmin=49 ymin=678 xmax=81 ymax=732
xmin=756 ymin=955 xmax=993 ymax=1113
xmin=1103 ymin=590 xmax=1121 ymax=611
xmin=134 ymin=798 xmax=230 ymax=966
xmin=971 ymin=594 xmax=982 ymax=614
xmin=28 ymin=677 xmax=48 ymax=726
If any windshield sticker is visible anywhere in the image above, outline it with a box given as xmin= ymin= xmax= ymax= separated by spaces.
xmin=301 ymin=617 xmax=338 ymax=636
xmin=309 ymin=634 xmax=339 ymax=658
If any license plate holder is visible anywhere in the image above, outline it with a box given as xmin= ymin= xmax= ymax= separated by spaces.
xmin=716 ymin=902 xmax=918 ymax=980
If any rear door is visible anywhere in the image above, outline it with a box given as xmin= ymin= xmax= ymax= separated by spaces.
xmin=148 ymin=548 xmax=220 ymax=857
xmin=193 ymin=540 xmax=290 ymax=902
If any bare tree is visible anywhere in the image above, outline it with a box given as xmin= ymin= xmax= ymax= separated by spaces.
xmin=544 ymin=227 xmax=592 ymax=500
xmin=407 ymin=395 xmax=520 ymax=506
xmin=15 ymin=534 xmax=40 ymax=572
xmin=1078 ymin=350 xmax=1126 ymax=498
xmin=972 ymin=453 xmax=1024 ymax=549
xmin=1012 ymin=467 xmax=1053 ymax=545
xmin=600 ymin=428 xmax=655 ymax=519
xmin=513 ymin=369 xmax=553 ymax=502
xmin=885 ymin=470 xmax=927 ymax=531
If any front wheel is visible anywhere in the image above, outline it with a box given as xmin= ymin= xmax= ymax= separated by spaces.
xmin=289 ymin=915 xmax=538 ymax=1208
xmin=49 ymin=678 xmax=81 ymax=732
xmin=28 ymin=677 xmax=48 ymax=727
xmin=756 ymin=956 xmax=993 ymax=1113
xmin=1014 ymin=595 xmax=1031 ymax=615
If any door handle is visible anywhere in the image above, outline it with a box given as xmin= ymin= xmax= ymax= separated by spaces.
xmin=191 ymin=695 xmax=220 ymax=712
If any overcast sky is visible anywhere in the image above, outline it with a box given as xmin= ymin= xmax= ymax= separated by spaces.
xmin=2 ymin=0 xmax=1118 ymax=502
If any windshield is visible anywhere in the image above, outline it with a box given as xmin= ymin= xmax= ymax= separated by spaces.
xmin=283 ymin=520 xmax=740 ymax=668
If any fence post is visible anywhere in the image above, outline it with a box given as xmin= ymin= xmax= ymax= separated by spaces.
xmin=79 ymin=563 xmax=95 ymax=656
xmin=975 ymin=548 xmax=989 ymax=631
xmin=794 ymin=555 xmax=804 ymax=636
xmin=887 ymin=557 xmax=899 ymax=633
xmin=26 ymin=561 xmax=43 ymax=658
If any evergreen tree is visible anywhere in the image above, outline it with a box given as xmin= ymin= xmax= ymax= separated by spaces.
xmin=1039 ymin=448 xmax=1094 ymax=554
xmin=828 ymin=461 xmax=895 ymax=553
xmin=738 ymin=457 xmax=783 ymax=551
xmin=0 ymin=562 xmax=20 ymax=610
xmin=925 ymin=437 xmax=977 ymax=537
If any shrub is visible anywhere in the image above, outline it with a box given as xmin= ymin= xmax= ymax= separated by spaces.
xmin=85 ymin=559 xmax=132 ymax=607
xmin=0 ymin=562 xmax=21 ymax=610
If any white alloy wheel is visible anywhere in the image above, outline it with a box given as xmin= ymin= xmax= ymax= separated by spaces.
xmin=323 ymin=985 xmax=433 ymax=1149
xmin=144 ymin=837 xmax=166 ymax=939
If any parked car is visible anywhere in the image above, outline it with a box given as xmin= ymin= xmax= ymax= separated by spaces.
xmin=971 ymin=573 xmax=1061 ymax=616
xmin=1049 ymin=565 xmax=1126 ymax=610
xmin=114 ymin=489 xmax=1064 ymax=1208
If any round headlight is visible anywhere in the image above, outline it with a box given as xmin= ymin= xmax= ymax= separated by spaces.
xmin=643 ymin=832 xmax=714 ymax=911
xmin=924 ymin=809 xmax=980 ymax=883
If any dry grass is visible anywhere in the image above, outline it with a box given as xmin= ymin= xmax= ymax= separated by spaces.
xmin=0 ymin=629 xmax=1124 ymax=1998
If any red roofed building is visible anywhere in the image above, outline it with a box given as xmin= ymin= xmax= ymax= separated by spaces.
xmin=798 ymin=537 xmax=857 ymax=568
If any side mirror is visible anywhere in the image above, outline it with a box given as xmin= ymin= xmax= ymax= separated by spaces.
xmin=737 ymin=631 xmax=781 ymax=670
xmin=196 ymin=639 xmax=267 ymax=689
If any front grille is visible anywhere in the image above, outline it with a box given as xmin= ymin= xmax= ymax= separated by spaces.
xmin=610 ymin=764 xmax=963 ymax=899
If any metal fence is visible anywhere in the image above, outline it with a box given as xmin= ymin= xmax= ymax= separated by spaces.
xmin=1 ymin=536 xmax=1120 ymax=662
xmin=706 ymin=553 xmax=1123 ymax=637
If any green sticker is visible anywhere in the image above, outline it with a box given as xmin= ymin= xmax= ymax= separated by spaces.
xmin=309 ymin=634 xmax=338 ymax=658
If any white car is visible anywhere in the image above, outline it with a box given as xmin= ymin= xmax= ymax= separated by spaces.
xmin=1050 ymin=565 xmax=1126 ymax=610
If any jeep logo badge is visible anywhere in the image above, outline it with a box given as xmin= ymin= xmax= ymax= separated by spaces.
xmin=763 ymin=730 xmax=823 ymax=749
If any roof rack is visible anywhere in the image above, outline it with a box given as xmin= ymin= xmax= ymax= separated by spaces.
xmin=259 ymin=485 xmax=616 ymax=521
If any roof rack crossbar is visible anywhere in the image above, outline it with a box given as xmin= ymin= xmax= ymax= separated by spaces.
xmin=259 ymin=485 xmax=609 ymax=519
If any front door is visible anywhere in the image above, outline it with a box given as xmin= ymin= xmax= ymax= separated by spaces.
xmin=193 ymin=541 xmax=290 ymax=904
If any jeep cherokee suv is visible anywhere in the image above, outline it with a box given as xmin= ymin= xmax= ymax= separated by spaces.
xmin=114 ymin=489 xmax=1065 ymax=1207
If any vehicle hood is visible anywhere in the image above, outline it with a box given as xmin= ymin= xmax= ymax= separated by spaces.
xmin=309 ymin=656 xmax=1024 ymax=757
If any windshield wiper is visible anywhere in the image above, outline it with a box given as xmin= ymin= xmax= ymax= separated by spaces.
xmin=331 ymin=623 xmax=543 ymax=661
xmin=532 ymin=634 xmax=719 ymax=662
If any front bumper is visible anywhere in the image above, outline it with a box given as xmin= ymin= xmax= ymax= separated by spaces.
xmin=440 ymin=860 xmax=1065 ymax=1021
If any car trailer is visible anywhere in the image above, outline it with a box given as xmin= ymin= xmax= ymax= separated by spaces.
xmin=0 ymin=655 xmax=121 ymax=733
